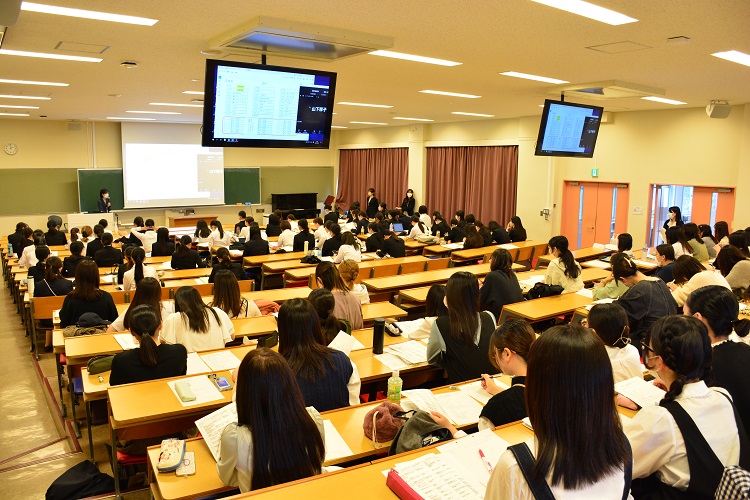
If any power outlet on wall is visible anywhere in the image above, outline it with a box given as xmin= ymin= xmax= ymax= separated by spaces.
xmin=255 ymin=208 xmax=265 ymax=214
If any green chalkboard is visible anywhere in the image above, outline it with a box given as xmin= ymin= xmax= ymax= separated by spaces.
xmin=224 ymin=168 xmax=260 ymax=204
xmin=78 ymin=169 xmax=124 ymax=212
xmin=0 ymin=169 xmax=79 ymax=214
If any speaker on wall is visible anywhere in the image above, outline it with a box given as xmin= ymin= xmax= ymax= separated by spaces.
xmin=706 ymin=101 xmax=731 ymax=119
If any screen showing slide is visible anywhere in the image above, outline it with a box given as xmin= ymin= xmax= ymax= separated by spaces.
xmin=535 ymin=100 xmax=603 ymax=158
xmin=123 ymin=144 xmax=224 ymax=209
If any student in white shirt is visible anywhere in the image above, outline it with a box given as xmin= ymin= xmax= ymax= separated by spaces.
xmin=624 ymin=315 xmax=746 ymax=497
xmin=332 ymin=231 xmax=362 ymax=263
xmin=286 ymin=214 xmax=300 ymax=233
xmin=19 ymin=235 xmax=45 ymax=268
xmin=666 ymin=226 xmax=693 ymax=259
xmin=238 ymin=216 xmax=253 ymax=241
xmin=667 ymin=255 xmax=730 ymax=306
xmin=312 ymin=217 xmax=328 ymax=249
xmin=122 ymin=247 xmax=158 ymax=291
xmin=407 ymin=215 xmax=426 ymax=240
xmin=128 ymin=219 xmax=158 ymax=253
xmin=276 ymin=220 xmax=296 ymax=250
xmin=107 ymin=277 xmax=174 ymax=332
xmin=544 ymin=235 xmax=584 ymax=293
xmin=209 ymin=270 xmax=261 ymax=319
xmin=160 ymin=286 xmax=234 ymax=352
xmin=194 ymin=219 xmax=212 ymax=244
xmin=417 ymin=205 xmax=432 ymax=230
xmin=485 ymin=324 xmax=632 ymax=499
xmin=587 ymin=303 xmax=643 ymax=384
xmin=208 ymin=220 xmax=232 ymax=248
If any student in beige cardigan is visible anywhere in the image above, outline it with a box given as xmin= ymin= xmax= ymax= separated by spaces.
xmin=544 ymin=235 xmax=583 ymax=293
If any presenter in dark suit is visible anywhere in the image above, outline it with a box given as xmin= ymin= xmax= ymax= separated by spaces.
xmin=365 ymin=188 xmax=379 ymax=218
xmin=400 ymin=189 xmax=416 ymax=216
xmin=94 ymin=232 xmax=123 ymax=268
xmin=98 ymin=188 xmax=111 ymax=213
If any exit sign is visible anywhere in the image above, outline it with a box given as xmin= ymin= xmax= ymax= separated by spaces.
xmin=591 ymin=168 xmax=599 ymax=177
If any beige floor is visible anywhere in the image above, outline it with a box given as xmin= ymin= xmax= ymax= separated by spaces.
xmin=0 ymin=285 xmax=148 ymax=499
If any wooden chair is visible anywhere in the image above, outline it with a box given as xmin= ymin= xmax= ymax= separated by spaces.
xmin=30 ymin=295 xmax=67 ymax=418
xmin=514 ymin=245 xmax=535 ymax=271
xmin=161 ymin=282 xmax=213 ymax=299
xmin=398 ymin=261 xmax=427 ymax=275
xmin=238 ymin=280 xmax=254 ymax=292
xmin=531 ymin=243 xmax=550 ymax=269
xmin=425 ymin=258 xmax=451 ymax=271
xmin=370 ymin=263 xmax=401 ymax=278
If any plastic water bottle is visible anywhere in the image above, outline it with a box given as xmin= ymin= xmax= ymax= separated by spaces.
xmin=387 ymin=370 xmax=402 ymax=405
xmin=304 ymin=240 xmax=309 ymax=255
xmin=8 ymin=243 xmax=12 ymax=256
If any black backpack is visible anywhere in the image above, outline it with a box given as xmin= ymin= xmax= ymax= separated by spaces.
xmin=46 ymin=460 xmax=114 ymax=500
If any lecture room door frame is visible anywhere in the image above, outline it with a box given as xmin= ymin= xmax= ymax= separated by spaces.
xmin=560 ymin=181 xmax=629 ymax=250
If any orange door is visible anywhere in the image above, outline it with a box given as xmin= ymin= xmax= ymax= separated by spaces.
xmin=561 ymin=181 xmax=629 ymax=249
xmin=692 ymin=187 xmax=714 ymax=225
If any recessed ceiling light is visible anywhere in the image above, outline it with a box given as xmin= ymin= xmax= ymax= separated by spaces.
xmin=642 ymin=96 xmax=686 ymax=105
xmin=0 ymin=112 xmax=30 ymax=116
xmin=0 ymin=49 xmax=102 ymax=62
xmin=451 ymin=111 xmax=495 ymax=117
xmin=21 ymin=2 xmax=158 ymax=26
xmin=712 ymin=50 xmax=750 ymax=67
xmin=369 ymin=50 xmax=461 ymax=67
xmin=106 ymin=116 xmax=157 ymax=121
xmin=0 ymin=78 xmax=68 ymax=86
xmin=331 ymin=126 xmax=347 ymax=129
xmin=350 ymin=121 xmax=388 ymax=125
xmin=393 ymin=117 xmax=434 ymax=122
xmin=0 ymin=94 xmax=50 ymax=100
xmin=149 ymin=102 xmax=203 ymax=108
xmin=338 ymin=102 xmax=393 ymax=108
xmin=530 ymin=0 xmax=637 ymax=25
xmin=182 ymin=91 xmax=204 ymax=95
xmin=126 ymin=110 xmax=182 ymax=115
xmin=500 ymin=71 xmax=569 ymax=84
xmin=420 ymin=90 xmax=481 ymax=99
xmin=0 ymin=104 xmax=39 ymax=109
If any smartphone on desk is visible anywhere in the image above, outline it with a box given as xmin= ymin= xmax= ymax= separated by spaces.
xmin=211 ymin=375 xmax=233 ymax=391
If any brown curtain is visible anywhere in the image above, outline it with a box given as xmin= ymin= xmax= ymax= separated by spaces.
xmin=425 ymin=146 xmax=518 ymax=225
xmin=336 ymin=148 xmax=408 ymax=211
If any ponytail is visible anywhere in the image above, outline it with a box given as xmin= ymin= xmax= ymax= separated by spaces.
xmin=549 ymin=236 xmax=579 ymax=279
xmin=132 ymin=247 xmax=146 ymax=286
xmin=138 ymin=331 xmax=159 ymax=366
xmin=44 ymin=256 xmax=64 ymax=282
xmin=126 ymin=305 xmax=161 ymax=367
xmin=216 ymin=247 xmax=232 ymax=269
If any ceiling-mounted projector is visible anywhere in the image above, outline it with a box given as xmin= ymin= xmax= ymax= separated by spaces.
xmin=706 ymin=101 xmax=731 ymax=119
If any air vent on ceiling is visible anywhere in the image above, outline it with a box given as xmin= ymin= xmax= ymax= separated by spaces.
xmin=547 ymin=80 xmax=665 ymax=100
xmin=208 ymin=16 xmax=393 ymax=62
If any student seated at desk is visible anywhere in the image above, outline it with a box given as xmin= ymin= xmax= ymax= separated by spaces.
xmin=123 ymin=247 xmax=158 ymax=291
xmin=44 ymin=219 xmax=67 ymax=246
xmin=544 ymin=235 xmax=583 ymax=293
xmin=109 ymin=305 xmax=187 ymax=386
xmin=431 ymin=213 xmax=450 ymax=239
xmin=172 ymin=235 xmax=207 ymax=270
xmin=15 ymin=225 xmax=34 ymax=258
xmin=338 ymin=260 xmax=370 ymax=304
xmin=418 ymin=205 xmax=432 ymax=230
xmin=234 ymin=210 xmax=247 ymax=235
xmin=311 ymin=217 xmax=327 ymax=249
xmin=315 ymin=262 xmax=363 ymax=329
xmin=209 ymin=270 xmax=261 ymax=319
xmin=276 ymin=220 xmax=295 ymax=250
xmin=160 ymin=286 xmax=234 ymax=352
xmin=241 ymin=225 xmax=270 ymax=257
xmin=150 ymin=227 xmax=175 ymax=257
xmin=108 ymin=277 xmax=174 ymax=332
xmin=217 ymin=348 xmax=326 ymax=492
xmin=27 ymin=246 xmax=50 ymax=283
xmin=308 ymin=288 xmax=351 ymax=344
xmin=715 ymin=245 xmax=750 ymax=292
xmin=382 ymin=231 xmax=406 ymax=258
xmin=265 ymin=213 xmax=282 ymax=238
xmin=364 ymin=223 xmax=385 ymax=253
xmin=698 ymin=224 xmax=718 ymax=259
xmin=506 ymin=215 xmax=527 ymax=243
xmin=19 ymin=233 xmax=45 ymax=268
xmin=479 ymin=248 xmax=523 ymax=318
xmin=444 ymin=218 xmax=465 ymax=244
xmin=7 ymin=221 xmax=26 ymax=255
xmin=407 ymin=215 xmax=426 ymax=240
xmin=34 ymin=256 xmax=73 ymax=298
xmin=683 ymin=222 xmax=709 ymax=262
xmin=427 ymin=272 xmax=496 ymax=384
xmin=127 ymin=219 xmax=157 ymax=253
xmin=667 ymin=255 xmax=730 ymax=307
xmin=194 ymin=219 xmax=211 ymax=245
xmin=238 ymin=216 xmax=253 ymax=241
xmin=624 ymin=316 xmax=748 ymax=498
xmin=293 ymin=218 xmax=315 ymax=252
xmin=488 ymin=220 xmax=511 ymax=244
xmin=117 ymin=246 xmax=134 ymax=285
xmin=59 ymin=260 xmax=118 ymax=328
xmin=486 ymin=325 xmax=632 ymax=498
xmin=94 ymin=233 xmax=123 ymax=268
xmin=476 ymin=221 xmax=493 ymax=246
xmin=208 ymin=220 xmax=232 ymax=248
xmin=587 ymin=303 xmax=643 ymax=384
xmin=398 ymin=284 xmax=448 ymax=340
xmin=278 ymin=299 xmax=360 ymax=410
xmin=666 ymin=226 xmax=693 ymax=259
xmin=592 ymin=253 xmax=630 ymax=300
xmin=209 ymin=247 xmax=247 ymax=283
xmin=654 ymin=244 xmax=675 ymax=283
xmin=85 ymin=225 xmax=104 ymax=259
xmin=333 ymin=232 xmax=361 ymax=263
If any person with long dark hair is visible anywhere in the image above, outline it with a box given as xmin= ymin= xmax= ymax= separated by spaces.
xmin=588 ymin=302 xmax=642 ymax=383
xmin=110 ymin=305 xmax=187 ymax=386
xmin=208 ymin=220 xmax=231 ymax=248
xmin=685 ymin=285 xmax=750 ymax=430
xmin=506 ymin=215 xmax=527 ymax=242
xmin=715 ymin=245 xmax=750 ymax=292
xmin=479 ymin=248 xmax=523 ymax=318
xmin=666 ymin=226 xmax=692 ymax=258
xmin=488 ymin=220 xmax=511 ymax=244
xmin=59 ymin=260 xmax=118 ymax=327
xmin=160 ymin=286 xmax=234 ymax=351
xmin=242 ymin=225 xmax=270 ymax=257
xmin=172 ymin=234 xmax=206 ymax=269
xmin=210 ymin=270 xmax=260 ymax=318
xmin=662 ymin=205 xmax=684 ymax=231
xmin=382 ymin=231 xmax=406 ymax=257
xmin=293 ymin=218 xmax=315 ymax=252
xmin=321 ymin=223 xmax=343 ymax=257
xmin=624 ymin=315 xmax=749 ymax=497
xmin=668 ymin=255 xmax=730 ymax=306
xmin=333 ymin=231 xmax=362 ymax=263
xmin=307 ymin=288 xmax=351 ymax=344
xmin=728 ymin=231 xmax=750 ymax=257
xmin=545 ymin=235 xmax=583 ymax=293
xmin=278 ymin=298 xmax=360 ymax=410
xmin=698 ymin=224 xmax=718 ymax=259
xmin=108 ymin=277 xmax=173 ymax=332
xmin=209 ymin=247 xmax=247 ymax=283
xmin=315 ymin=262 xmax=363 ymax=329
xmin=593 ymin=252 xmax=630 ymax=300
xmin=462 ymin=225 xmax=484 ymax=250
xmin=714 ymin=221 xmax=730 ymax=247
xmin=486 ymin=325 xmax=632 ymax=497
xmin=427 ymin=272 xmax=496 ymax=383
xmin=683 ymin=222 xmax=709 ymax=262
xmin=151 ymin=227 xmax=175 ymax=257
xmin=216 ymin=348 xmax=326 ymax=492
xmin=123 ymin=247 xmax=158 ymax=291
xmin=194 ymin=219 xmax=211 ymax=243
xmin=400 ymin=188 xmax=415 ymax=216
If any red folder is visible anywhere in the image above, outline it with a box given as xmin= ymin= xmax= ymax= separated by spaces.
xmin=386 ymin=469 xmax=425 ymax=500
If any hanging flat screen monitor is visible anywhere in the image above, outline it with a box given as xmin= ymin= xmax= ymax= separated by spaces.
xmin=535 ymin=99 xmax=604 ymax=158
xmin=202 ymin=59 xmax=336 ymax=149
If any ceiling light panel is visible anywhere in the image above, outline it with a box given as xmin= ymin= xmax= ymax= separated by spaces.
xmin=21 ymin=2 xmax=158 ymax=26
xmin=0 ymin=104 xmax=39 ymax=109
xmin=126 ymin=110 xmax=182 ymax=115
xmin=350 ymin=121 xmax=388 ymax=125
xmin=106 ymin=116 xmax=156 ymax=120
xmin=393 ymin=117 xmax=433 ymax=122
xmin=500 ymin=71 xmax=568 ymax=84
xmin=149 ymin=102 xmax=203 ymax=108
xmin=451 ymin=111 xmax=494 ymax=117
xmin=0 ymin=78 xmax=68 ymax=86
xmin=712 ymin=50 xmax=750 ymax=67
xmin=530 ymin=0 xmax=637 ymax=25
xmin=642 ymin=96 xmax=686 ymax=105
xmin=0 ymin=112 xmax=30 ymax=116
xmin=420 ymin=90 xmax=481 ymax=98
xmin=369 ymin=50 xmax=461 ymax=66
xmin=0 ymin=49 xmax=102 ymax=62
xmin=0 ymin=94 xmax=50 ymax=100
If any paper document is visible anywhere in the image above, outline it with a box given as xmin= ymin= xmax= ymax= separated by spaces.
xmin=593 ymin=243 xmax=606 ymax=249
xmin=586 ymin=297 xmax=615 ymax=310
xmin=498 ymin=243 xmax=519 ymax=250
xmin=518 ymin=275 xmax=545 ymax=287
xmin=401 ymin=389 xmax=483 ymax=426
xmin=582 ymin=259 xmax=611 ymax=269
xmin=442 ymin=243 xmax=464 ymax=250
xmin=458 ymin=379 xmax=508 ymax=406
xmin=194 ymin=277 xmax=209 ymax=285
xmin=632 ymin=259 xmax=657 ymax=268
xmin=167 ymin=375 xmax=225 ymax=407
xmin=194 ymin=402 xmax=237 ymax=462
xmin=386 ymin=340 xmax=427 ymax=365
xmin=604 ymin=244 xmax=619 ymax=251
xmin=319 ymin=256 xmax=334 ymax=262
xmin=113 ymin=333 xmax=138 ymax=350
xmin=390 ymin=453 xmax=485 ymax=500
xmin=328 ymin=331 xmax=365 ymax=356
xmin=576 ymin=288 xmax=594 ymax=298
xmin=100 ymin=275 xmax=117 ymax=284
xmin=437 ymin=428 xmax=511 ymax=487
xmin=158 ymin=261 xmax=173 ymax=270
xmin=615 ymin=377 xmax=666 ymax=408
xmin=522 ymin=417 xmax=532 ymax=430
xmin=200 ymin=350 xmax=241 ymax=372
xmin=394 ymin=319 xmax=428 ymax=339
xmin=186 ymin=352 xmax=211 ymax=375
xmin=323 ymin=420 xmax=354 ymax=462
xmin=374 ymin=353 xmax=410 ymax=371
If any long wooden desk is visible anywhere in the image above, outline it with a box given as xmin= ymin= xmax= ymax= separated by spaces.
xmin=536 ymin=246 xmax=613 ymax=267
xmin=362 ymin=263 xmax=521 ymax=294
xmin=284 ymin=255 xmax=430 ymax=283
xmin=498 ymin=292 xmax=594 ymax=324
xmin=243 ymin=251 xmax=308 ymax=267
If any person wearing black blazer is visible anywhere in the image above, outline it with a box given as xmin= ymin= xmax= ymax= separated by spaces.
xmin=293 ymin=219 xmax=316 ymax=252
xmin=354 ymin=211 xmax=369 ymax=235
xmin=44 ymin=220 xmax=68 ymax=246
xmin=489 ymin=221 xmax=511 ymax=244
xmin=85 ymin=225 xmax=105 ymax=259
xmin=63 ymin=241 xmax=90 ymax=277
xmin=8 ymin=222 xmax=25 ymax=254
xmin=150 ymin=227 xmax=175 ymax=257
xmin=242 ymin=226 xmax=270 ymax=257
xmin=444 ymin=219 xmax=466 ymax=243
xmin=365 ymin=188 xmax=379 ymax=218
xmin=479 ymin=249 xmax=524 ymax=318
xmin=382 ymin=232 xmax=406 ymax=258
xmin=15 ymin=226 xmax=33 ymax=258
xmin=171 ymin=235 xmax=207 ymax=269
xmin=400 ymin=189 xmax=416 ymax=216
xmin=321 ymin=224 xmax=343 ymax=257
xmin=209 ymin=247 xmax=247 ymax=283
xmin=431 ymin=215 xmax=450 ymax=238
xmin=94 ymin=233 xmax=123 ymax=268
xmin=265 ymin=213 xmax=282 ymax=237
xmin=323 ymin=205 xmax=339 ymax=225
xmin=34 ymin=257 xmax=74 ymax=297
xmin=27 ymin=246 xmax=50 ymax=282
xmin=365 ymin=223 xmax=385 ymax=253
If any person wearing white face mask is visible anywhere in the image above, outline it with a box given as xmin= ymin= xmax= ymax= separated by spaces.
xmin=587 ymin=303 xmax=643 ymax=384
xmin=400 ymin=188 xmax=416 ymax=216
xmin=98 ymin=188 xmax=111 ymax=213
